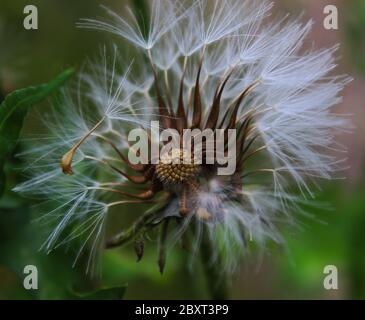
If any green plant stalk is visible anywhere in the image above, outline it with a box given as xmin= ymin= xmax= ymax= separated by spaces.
xmin=157 ymin=218 xmax=170 ymax=274
xmin=200 ymin=227 xmax=228 ymax=300
xmin=105 ymin=211 xmax=156 ymax=248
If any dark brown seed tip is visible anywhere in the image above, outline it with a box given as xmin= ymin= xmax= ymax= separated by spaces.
xmin=158 ymin=258 xmax=165 ymax=275
xmin=135 ymin=238 xmax=145 ymax=262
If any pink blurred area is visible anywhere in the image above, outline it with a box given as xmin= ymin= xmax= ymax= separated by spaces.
xmin=274 ymin=1 xmax=365 ymax=187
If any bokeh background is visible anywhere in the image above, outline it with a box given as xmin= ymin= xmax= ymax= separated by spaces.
xmin=0 ymin=0 xmax=365 ymax=299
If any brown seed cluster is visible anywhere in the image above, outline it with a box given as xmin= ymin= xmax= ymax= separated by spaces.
xmin=156 ymin=148 xmax=200 ymax=185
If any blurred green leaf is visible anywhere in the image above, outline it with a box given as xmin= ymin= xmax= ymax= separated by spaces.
xmin=0 ymin=167 xmax=5 ymax=198
xmin=346 ymin=0 xmax=365 ymax=74
xmin=276 ymin=183 xmax=365 ymax=299
xmin=70 ymin=284 xmax=127 ymax=300
xmin=0 ymin=68 xmax=74 ymax=196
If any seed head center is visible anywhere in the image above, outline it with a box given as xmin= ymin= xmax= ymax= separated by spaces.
xmin=156 ymin=148 xmax=200 ymax=184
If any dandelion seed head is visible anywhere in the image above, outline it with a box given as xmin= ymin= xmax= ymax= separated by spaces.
xmin=16 ymin=0 xmax=351 ymax=273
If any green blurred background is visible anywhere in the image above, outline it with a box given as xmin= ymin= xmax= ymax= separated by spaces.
xmin=1 ymin=0 xmax=365 ymax=299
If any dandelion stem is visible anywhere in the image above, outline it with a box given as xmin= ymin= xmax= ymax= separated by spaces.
xmin=157 ymin=219 xmax=170 ymax=274
xmin=200 ymin=226 xmax=228 ymax=300
xmin=105 ymin=194 xmax=172 ymax=249
xmin=105 ymin=211 xmax=156 ymax=249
